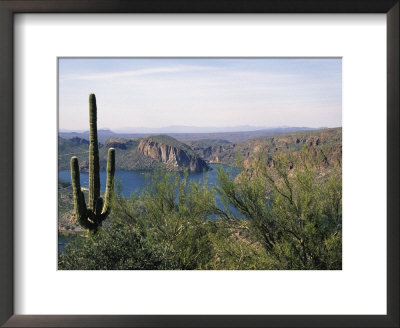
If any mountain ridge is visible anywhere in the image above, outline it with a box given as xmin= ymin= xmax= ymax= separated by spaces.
xmin=59 ymin=126 xmax=326 ymax=143
xmin=58 ymin=127 xmax=341 ymax=172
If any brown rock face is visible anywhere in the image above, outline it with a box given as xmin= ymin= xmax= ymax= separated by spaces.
xmin=137 ymin=136 xmax=210 ymax=173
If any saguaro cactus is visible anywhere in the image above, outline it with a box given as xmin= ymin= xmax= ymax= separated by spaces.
xmin=70 ymin=94 xmax=115 ymax=231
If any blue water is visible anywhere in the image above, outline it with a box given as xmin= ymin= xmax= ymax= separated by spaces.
xmin=59 ymin=164 xmax=238 ymax=199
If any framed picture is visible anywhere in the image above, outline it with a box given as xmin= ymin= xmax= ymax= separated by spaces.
xmin=0 ymin=0 xmax=398 ymax=327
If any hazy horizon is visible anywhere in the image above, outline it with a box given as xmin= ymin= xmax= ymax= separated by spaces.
xmin=59 ymin=58 xmax=342 ymax=131
xmin=59 ymin=124 xmax=339 ymax=134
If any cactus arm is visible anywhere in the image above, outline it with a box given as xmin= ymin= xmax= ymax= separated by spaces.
xmin=102 ymin=147 xmax=115 ymax=216
xmin=70 ymin=156 xmax=95 ymax=230
xmin=88 ymin=93 xmax=100 ymax=210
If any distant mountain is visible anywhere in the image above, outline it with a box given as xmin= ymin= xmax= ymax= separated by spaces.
xmin=59 ymin=128 xmax=114 ymax=133
xmin=114 ymin=125 xmax=274 ymax=134
xmin=59 ymin=126 xmax=320 ymax=143
xmin=59 ymin=129 xmax=116 ymax=142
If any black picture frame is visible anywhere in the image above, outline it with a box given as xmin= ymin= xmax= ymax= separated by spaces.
xmin=0 ymin=1 xmax=398 ymax=327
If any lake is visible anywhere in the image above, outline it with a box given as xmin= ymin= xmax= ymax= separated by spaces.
xmin=59 ymin=163 xmax=238 ymax=198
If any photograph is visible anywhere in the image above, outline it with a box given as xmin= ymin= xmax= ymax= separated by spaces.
xmin=57 ymin=58 xmax=342 ymax=270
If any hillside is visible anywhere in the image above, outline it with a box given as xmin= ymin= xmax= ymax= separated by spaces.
xmin=58 ymin=137 xmax=91 ymax=171
xmin=188 ymin=127 xmax=342 ymax=168
xmin=58 ymin=128 xmax=341 ymax=172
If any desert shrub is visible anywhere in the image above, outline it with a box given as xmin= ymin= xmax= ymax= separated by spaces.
xmin=206 ymin=218 xmax=274 ymax=270
xmin=137 ymin=169 xmax=217 ymax=269
xmin=109 ymin=169 xmax=218 ymax=269
xmin=216 ymin=149 xmax=342 ymax=270
xmin=58 ymin=217 xmax=179 ymax=270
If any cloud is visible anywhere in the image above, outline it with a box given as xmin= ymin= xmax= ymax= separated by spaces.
xmin=65 ymin=65 xmax=216 ymax=81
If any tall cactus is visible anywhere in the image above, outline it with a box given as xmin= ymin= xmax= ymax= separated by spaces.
xmin=70 ymin=94 xmax=115 ymax=231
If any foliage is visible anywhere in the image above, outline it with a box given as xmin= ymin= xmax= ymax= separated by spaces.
xmin=113 ymin=169 xmax=217 ymax=269
xmin=206 ymin=219 xmax=274 ymax=270
xmin=58 ymin=217 xmax=179 ymax=270
xmin=216 ymin=148 xmax=342 ymax=269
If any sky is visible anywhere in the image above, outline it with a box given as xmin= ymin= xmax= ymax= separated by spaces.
xmin=58 ymin=58 xmax=342 ymax=132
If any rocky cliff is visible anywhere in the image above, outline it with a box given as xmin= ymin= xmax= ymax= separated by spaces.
xmin=137 ymin=135 xmax=210 ymax=173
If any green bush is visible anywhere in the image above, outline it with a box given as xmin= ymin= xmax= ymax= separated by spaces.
xmin=113 ymin=169 xmax=217 ymax=269
xmin=216 ymin=149 xmax=342 ymax=270
xmin=58 ymin=218 xmax=179 ymax=270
